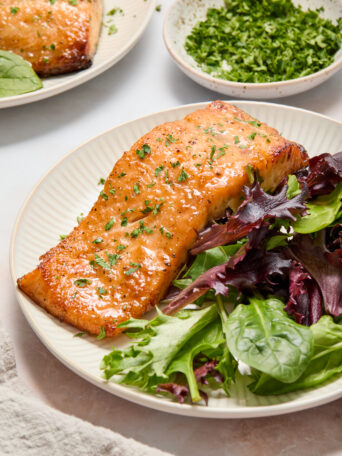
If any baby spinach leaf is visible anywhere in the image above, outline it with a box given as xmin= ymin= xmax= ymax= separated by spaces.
xmin=223 ymin=297 xmax=314 ymax=383
xmin=249 ymin=316 xmax=342 ymax=394
xmin=0 ymin=50 xmax=42 ymax=97
xmin=101 ymin=305 xmax=218 ymax=391
xmin=185 ymin=245 xmax=241 ymax=281
xmin=292 ymin=182 xmax=342 ymax=233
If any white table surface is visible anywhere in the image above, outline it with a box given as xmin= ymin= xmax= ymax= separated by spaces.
xmin=1 ymin=1 xmax=342 ymax=455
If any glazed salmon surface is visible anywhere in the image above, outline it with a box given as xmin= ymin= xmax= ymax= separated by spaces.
xmin=0 ymin=0 xmax=102 ymax=76
xmin=18 ymin=102 xmax=308 ymax=336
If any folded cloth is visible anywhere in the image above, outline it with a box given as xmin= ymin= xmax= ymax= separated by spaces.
xmin=0 ymin=326 xmax=173 ymax=456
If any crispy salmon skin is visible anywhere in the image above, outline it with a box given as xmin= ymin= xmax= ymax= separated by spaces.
xmin=0 ymin=0 xmax=102 ymax=76
xmin=18 ymin=102 xmax=308 ymax=336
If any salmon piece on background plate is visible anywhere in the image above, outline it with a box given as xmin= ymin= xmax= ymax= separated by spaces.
xmin=0 ymin=0 xmax=102 ymax=76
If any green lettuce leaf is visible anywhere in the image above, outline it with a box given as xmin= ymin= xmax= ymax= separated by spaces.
xmin=101 ymin=305 xmax=218 ymax=391
xmin=292 ymin=182 xmax=342 ymax=233
xmin=167 ymin=319 xmax=232 ymax=402
xmin=249 ymin=316 xmax=342 ymax=395
xmin=173 ymin=244 xmax=241 ymax=303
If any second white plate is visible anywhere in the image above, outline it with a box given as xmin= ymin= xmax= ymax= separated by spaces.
xmin=0 ymin=0 xmax=155 ymax=109
xmin=11 ymin=101 xmax=342 ymax=418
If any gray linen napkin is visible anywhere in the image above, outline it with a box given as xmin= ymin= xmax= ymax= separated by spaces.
xmin=0 ymin=327 xmax=173 ymax=456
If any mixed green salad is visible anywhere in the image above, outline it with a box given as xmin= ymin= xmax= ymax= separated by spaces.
xmin=101 ymin=152 xmax=342 ymax=404
xmin=185 ymin=0 xmax=342 ymax=83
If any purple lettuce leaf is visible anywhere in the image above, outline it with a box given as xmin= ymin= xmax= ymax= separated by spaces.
xmin=297 ymin=152 xmax=342 ymax=196
xmin=156 ymin=383 xmax=190 ymax=404
xmin=325 ymin=225 xmax=342 ymax=269
xmin=284 ymin=261 xmax=323 ymax=326
xmin=286 ymin=234 xmax=342 ymax=317
xmin=157 ymin=360 xmax=223 ymax=405
xmin=163 ymin=248 xmax=290 ymax=315
xmin=194 ymin=359 xmax=223 ymax=385
xmin=191 ymin=179 xmax=307 ymax=255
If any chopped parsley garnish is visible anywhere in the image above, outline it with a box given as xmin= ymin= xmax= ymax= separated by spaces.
xmin=121 ymin=217 xmax=128 ymax=226
xmin=155 ymin=165 xmax=164 ymax=177
xmin=130 ymin=228 xmax=140 ymax=238
xmin=130 ymin=221 xmax=153 ymax=238
xmin=107 ymin=7 xmax=123 ymax=15
xmin=217 ymin=148 xmax=226 ymax=159
xmin=108 ymin=24 xmax=118 ymax=35
xmin=166 ymin=134 xmax=177 ymax=143
xmin=97 ymin=287 xmax=108 ymax=298
xmin=147 ymin=180 xmax=156 ymax=188
xmin=108 ymin=253 xmax=120 ymax=266
xmin=159 ymin=226 xmax=172 ymax=238
xmin=117 ymin=244 xmax=127 ymax=251
xmin=177 ymin=167 xmax=188 ymax=182
xmin=118 ymin=172 xmax=126 ymax=178
xmin=234 ymin=136 xmax=240 ymax=144
xmin=124 ymin=262 xmax=141 ymax=275
xmin=10 ymin=6 xmax=19 ymax=14
xmin=92 ymin=237 xmax=104 ymax=244
xmin=59 ymin=234 xmax=67 ymax=240
xmin=133 ymin=183 xmax=140 ymax=194
xmin=153 ymin=202 xmax=163 ymax=215
xmin=77 ymin=213 xmax=84 ymax=224
xmin=136 ymin=144 xmax=151 ymax=159
xmin=71 ymin=291 xmax=78 ymax=299
xmin=184 ymin=0 xmax=342 ymax=83
xmin=74 ymin=278 xmax=92 ymax=287
xmin=109 ymin=188 xmax=116 ymax=195
xmin=105 ymin=218 xmax=114 ymax=231
xmin=98 ymin=178 xmax=106 ymax=185
xmin=248 ymin=132 xmax=257 ymax=141
xmin=94 ymin=253 xmax=110 ymax=269
xmin=170 ymin=160 xmax=180 ymax=168
xmin=100 ymin=191 xmax=108 ymax=200
xmin=73 ymin=331 xmax=87 ymax=338
xmin=97 ymin=326 xmax=106 ymax=340
xmin=210 ymin=145 xmax=216 ymax=161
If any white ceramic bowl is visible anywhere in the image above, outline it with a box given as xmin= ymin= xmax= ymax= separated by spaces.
xmin=163 ymin=0 xmax=342 ymax=99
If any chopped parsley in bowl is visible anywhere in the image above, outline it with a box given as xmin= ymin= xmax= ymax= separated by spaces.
xmin=163 ymin=0 xmax=342 ymax=98
xmin=185 ymin=0 xmax=342 ymax=84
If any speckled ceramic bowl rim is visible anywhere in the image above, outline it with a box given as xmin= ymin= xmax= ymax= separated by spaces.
xmin=10 ymin=101 xmax=342 ymax=419
xmin=163 ymin=0 xmax=342 ymax=89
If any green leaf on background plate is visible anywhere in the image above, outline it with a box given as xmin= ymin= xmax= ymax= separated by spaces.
xmin=0 ymin=50 xmax=42 ymax=97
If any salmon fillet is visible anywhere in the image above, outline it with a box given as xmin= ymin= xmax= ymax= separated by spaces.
xmin=18 ymin=101 xmax=308 ymax=336
xmin=0 ymin=0 xmax=102 ymax=76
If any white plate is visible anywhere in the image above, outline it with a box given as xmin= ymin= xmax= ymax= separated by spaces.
xmin=11 ymin=101 xmax=342 ymax=418
xmin=163 ymin=0 xmax=342 ymax=99
xmin=0 ymin=0 xmax=155 ymax=109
